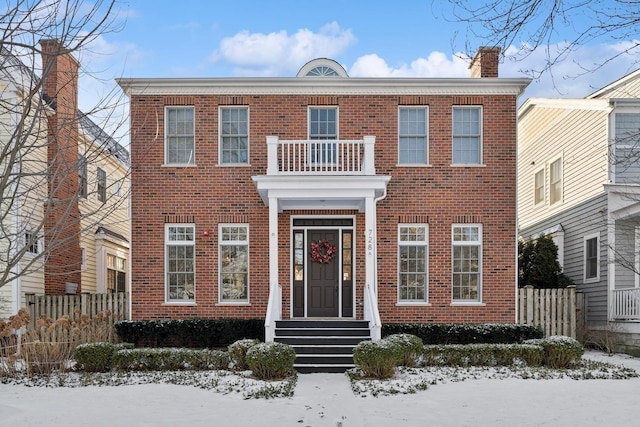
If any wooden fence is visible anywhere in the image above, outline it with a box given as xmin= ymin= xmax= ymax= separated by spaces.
xmin=26 ymin=292 xmax=129 ymax=328
xmin=518 ymin=286 xmax=586 ymax=339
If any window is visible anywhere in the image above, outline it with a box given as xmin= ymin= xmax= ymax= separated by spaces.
xmin=97 ymin=168 xmax=106 ymax=203
xmin=452 ymin=225 xmax=482 ymax=302
xmin=25 ymin=231 xmax=39 ymax=254
xmin=165 ymin=107 xmax=195 ymax=165
xmin=309 ymin=107 xmax=337 ymax=164
xmin=220 ymin=107 xmax=249 ymax=164
xmin=614 ymin=112 xmax=640 ymax=183
xmin=534 ymin=169 xmax=545 ymax=205
xmin=112 ymin=179 xmax=121 ymax=197
xmin=584 ymin=233 xmax=599 ymax=282
xmin=550 ymin=157 xmax=562 ymax=204
xmin=78 ymin=155 xmax=87 ymax=198
xmin=399 ymin=107 xmax=428 ymax=164
xmin=107 ymin=254 xmax=126 ymax=293
xmin=398 ymin=225 xmax=428 ymax=302
xmin=219 ymin=225 xmax=249 ymax=302
xmin=452 ymin=107 xmax=482 ymax=164
xmin=165 ymin=224 xmax=195 ymax=302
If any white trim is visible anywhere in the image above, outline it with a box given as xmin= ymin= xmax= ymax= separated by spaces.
xmin=164 ymin=223 xmax=196 ymax=303
xmin=635 ymin=226 xmax=640 ymax=289
xmin=164 ymin=106 xmax=196 ymax=166
xmin=583 ymin=232 xmax=600 ymax=283
xmin=398 ymin=106 xmax=429 ymax=165
xmin=451 ymin=105 xmax=483 ymax=166
xmin=397 ymin=223 xmax=429 ymax=303
xmin=533 ymin=166 xmax=545 ymax=206
xmin=549 ymin=154 xmax=564 ymax=206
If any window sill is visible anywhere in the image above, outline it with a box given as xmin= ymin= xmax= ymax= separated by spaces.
xmin=450 ymin=163 xmax=486 ymax=168
xmin=396 ymin=163 xmax=432 ymax=167
xmin=216 ymin=163 xmax=251 ymax=167
xmin=161 ymin=163 xmax=197 ymax=168
xmin=216 ymin=302 xmax=251 ymax=306
xmin=584 ymin=277 xmax=600 ymax=284
xmin=162 ymin=302 xmax=197 ymax=306
xmin=450 ymin=302 xmax=486 ymax=306
xmin=396 ymin=302 xmax=431 ymax=306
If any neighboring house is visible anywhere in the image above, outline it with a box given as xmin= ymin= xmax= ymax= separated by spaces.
xmin=118 ymin=48 xmax=529 ymax=342
xmin=0 ymin=40 xmax=130 ymax=319
xmin=518 ymin=69 xmax=640 ymax=355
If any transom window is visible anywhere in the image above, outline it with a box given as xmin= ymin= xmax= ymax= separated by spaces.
xmin=398 ymin=225 xmax=428 ymax=302
xmin=550 ymin=157 xmax=562 ymax=204
xmin=220 ymin=225 xmax=249 ymax=302
xmin=165 ymin=107 xmax=195 ymax=165
xmin=399 ymin=107 xmax=428 ymax=164
xmin=452 ymin=224 xmax=482 ymax=302
xmin=165 ymin=224 xmax=195 ymax=302
xmin=452 ymin=107 xmax=482 ymax=164
xmin=220 ymin=107 xmax=249 ymax=164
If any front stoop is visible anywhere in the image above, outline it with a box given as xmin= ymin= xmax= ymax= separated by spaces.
xmin=274 ymin=319 xmax=371 ymax=373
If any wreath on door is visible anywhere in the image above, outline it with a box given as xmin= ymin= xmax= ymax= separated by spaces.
xmin=310 ymin=239 xmax=337 ymax=264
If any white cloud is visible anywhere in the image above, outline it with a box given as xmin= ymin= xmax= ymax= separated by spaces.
xmin=211 ymin=22 xmax=356 ymax=76
xmin=348 ymin=51 xmax=469 ymax=77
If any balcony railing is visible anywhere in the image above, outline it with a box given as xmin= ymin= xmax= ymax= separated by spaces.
xmin=266 ymin=135 xmax=376 ymax=175
xmin=611 ymin=288 xmax=640 ymax=321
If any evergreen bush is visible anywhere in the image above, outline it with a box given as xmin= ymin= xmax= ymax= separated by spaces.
xmin=382 ymin=323 xmax=542 ymax=344
xmin=73 ymin=342 xmax=118 ymax=372
xmin=228 ymin=338 xmax=261 ymax=370
xmin=383 ymin=333 xmax=423 ymax=367
xmin=527 ymin=336 xmax=584 ymax=368
xmin=245 ymin=342 xmax=296 ymax=380
xmin=352 ymin=340 xmax=399 ymax=379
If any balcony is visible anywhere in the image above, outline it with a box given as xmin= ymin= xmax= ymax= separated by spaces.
xmin=612 ymin=288 xmax=640 ymax=321
xmin=266 ymin=135 xmax=376 ymax=176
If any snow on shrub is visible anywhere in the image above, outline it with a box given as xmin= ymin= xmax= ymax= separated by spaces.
xmin=228 ymin=339 xmax=261 ymax=370
xmin=531 ymin=335 xmax=584 ymax=368
xmin=383 ymin=334 xmax=423 ymax=367
xmin=245 ymin=342 xmax=295 ymax=380
xmin=353 ymin=340 xmax=399 ymax=379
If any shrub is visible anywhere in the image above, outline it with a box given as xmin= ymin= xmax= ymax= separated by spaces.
xmin=228 ymin=339 xmax=261 ymax=370
xmin=422 ymin=343 xmax=545 ymax=367
xmin=245 ymin=342 xmax=296 ymax=380
xmin=528 ymin=336 xmax=584 ymax=368
xmin=382 ymin=323 xmax=543 ymax=345
xmin=383 ymin=334 xmax=423 ymax=367
xmin=74 ymin=342 xmax=119 ymax=372
xmin=111 ymin=347 xmax=229 ymax=371
xmin=352 ymin=340 xmax=399 ymax=379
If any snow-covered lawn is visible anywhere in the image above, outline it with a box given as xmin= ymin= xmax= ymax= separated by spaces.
xmin=2 ymin=350 xmax=640 ymax=426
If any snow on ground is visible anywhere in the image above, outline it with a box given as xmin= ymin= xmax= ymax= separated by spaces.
xmin=1 ymin=350 xmax=640 ymax=427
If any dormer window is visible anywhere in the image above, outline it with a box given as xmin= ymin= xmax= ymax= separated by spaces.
xmin=297 ymin=58 xmax=348 ymax=78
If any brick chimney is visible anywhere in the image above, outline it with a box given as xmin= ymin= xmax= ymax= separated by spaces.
xmin=469 ymin=47 xmax=501 ymax=78
xmin=40 ymin=39 xmax=82 ymax=295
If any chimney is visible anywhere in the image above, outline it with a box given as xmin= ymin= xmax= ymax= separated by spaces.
xmin=40 ymin=39 xmax=83 ymax=295
xmin=469 ymin=47 xmax=501 ymax=78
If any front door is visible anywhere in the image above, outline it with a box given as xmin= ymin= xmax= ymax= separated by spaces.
xmin=307 ymin=230 xmax=339 ymax=317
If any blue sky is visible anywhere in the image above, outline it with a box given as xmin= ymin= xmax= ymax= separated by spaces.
xmin=76 ymin=0 xmax=640 ymax=137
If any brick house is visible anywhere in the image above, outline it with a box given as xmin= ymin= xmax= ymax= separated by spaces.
xmin=118 ymin=48 xmax=530 ymax=365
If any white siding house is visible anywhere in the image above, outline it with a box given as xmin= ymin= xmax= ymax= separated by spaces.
xmin=518 ymin=69 xmax=640 ymax=355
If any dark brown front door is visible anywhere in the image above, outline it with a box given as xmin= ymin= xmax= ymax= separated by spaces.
xmin=307 ymin=230 xmax=339 ymax=317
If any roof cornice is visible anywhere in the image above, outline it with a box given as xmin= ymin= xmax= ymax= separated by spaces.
xmin=117 ymin=77 xmax=531 ymax=97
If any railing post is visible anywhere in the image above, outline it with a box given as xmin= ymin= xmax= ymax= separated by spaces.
xmin=362 ymin=136 xmax=375 ymax=175
xmin=266 ymin=136 xmax=279 ymax=175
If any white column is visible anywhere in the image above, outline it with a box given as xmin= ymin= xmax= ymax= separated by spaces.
xmin=269 ymin=196 xmax=279 ymax=291
xmin=266 ymin=136 xmax=279 ymax=175
xmin=365 ymin=196 xmax=375 ymax=296
xmin=607 ymin=216 xmax=616 ymax=321
xmin=362 ymin=136 xmax=376 ymax=175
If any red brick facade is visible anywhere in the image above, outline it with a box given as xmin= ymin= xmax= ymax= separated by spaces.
xmin=124 ymin=52 xmax=527 ymax=324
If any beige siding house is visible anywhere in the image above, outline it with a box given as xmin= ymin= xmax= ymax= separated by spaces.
xmin=518 ymin=69 xmax=640 ymax=355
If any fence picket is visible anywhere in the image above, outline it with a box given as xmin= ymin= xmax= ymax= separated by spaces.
xmin=26 ymin=293 xmax=129 ymax=328
xmin=517 ymin=286 xmax=584 ymax=339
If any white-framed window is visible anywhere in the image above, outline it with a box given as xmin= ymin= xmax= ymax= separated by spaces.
xmin=107 ymin=253 xmax=126 ymax=293
xmin=309 ymin=107 xmax=338 ymax=164
xmin=220 ymin=107 xmax=249 ymax=164
xmin=549 ymin=156 xmax=563 ymax=205
xmin=534 ymin=168 xmax=545 ymax=205
xmin=398 ymin=107 xmax=428 ymax=165
xmin=97 ymin=167 xmax=106 ymax=203
xmin=24 ymin=230 xmax=40 ymax=255
xmin=219 ymin=224 xmax=249 ymax=302
xmin=613 ymin=111 xmax=640 ymax=184
xmin=165 ymin=106 xmax=195 ymax=165
xmin=584 ymin=232 xmax=600 ymax=282
xmin=398 ymin=224 xmax=428 ymax=302
xmin=112 ymin=179 xmax=121 ymax=197
xmin=452 ymin=224 xmax=482 ymax=302
xmin=81 ymin=247 xmax=87 ymax=270
xmin=165 ymin=224 xmax=195 ymax=302
xmin=78 ymin=154 xmax=87 ymax=198
xmin=452 ymin=106 xmax=482 ymax=164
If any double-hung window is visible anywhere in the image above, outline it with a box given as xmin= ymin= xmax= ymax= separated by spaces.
xmin=614 ymin=112 xmax=640 ymax=183
xmin=452 ymin=107 xmax=482 ymax=164
xmin=165 ymin=107 xmax=195 ymax=165
xmin=97 ymin=167 xmax=106 ymax=203
xmin=220 ymin=107 xmax=249 ymax=164
xmin=309 ymin=107 xmax=337 ymax=165
xmin=107 ymin=254 xmax=126 ymax=293
xmin=165 ymin=224 xmax=195 ymax=302
xmin=219 ymin=225 xmax=249 ymax=302
xmin=398 ymin=225 xmax=428 ymax=302
xmin=584 ymin=233 xmax=599 ymax=282
xmin=452 ymin=224 xmax=482 ymax=302
xmin=549 ymin=157 xmax=562 ymax=204
xmin=399 ymin=107 xmax=428 ymax=164
xmin=25 ymin=230 xmax=40 ymax=255
xmin=78 ymin=155 xmax=87 ymax=198
xmin=534 ymin=168 xmax=545 ymax=205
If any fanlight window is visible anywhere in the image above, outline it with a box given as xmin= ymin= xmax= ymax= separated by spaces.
xmin=306 ymin=66 xmax=340 ymax=77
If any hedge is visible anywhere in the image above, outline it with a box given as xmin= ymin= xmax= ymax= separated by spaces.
xmin=382 ymin=323 xmax=543 ymax=344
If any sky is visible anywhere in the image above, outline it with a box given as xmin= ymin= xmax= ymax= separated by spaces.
xmin=2 ymin=350 xmax=640 ymax=426
xmin=72 ymin=0 xmax=640 ymax=140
